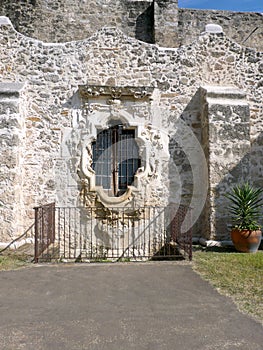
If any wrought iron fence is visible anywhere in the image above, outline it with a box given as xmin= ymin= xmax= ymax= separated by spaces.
xmin=34 ymin=204 xmax=192 ymax=262
xmin=34 ymin=202 xmax=55 ymax=262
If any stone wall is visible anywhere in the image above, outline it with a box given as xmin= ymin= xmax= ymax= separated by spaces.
xmin=154 ymin=0 xmax=178 ymax=47
xmin=0 ymin=82 xmax=26 ymax=241
xmin=0 ymin=1 xmax=262 ymax=51
xmin=0 ymin=0 xmax=153 ymax=43
xmin=0 ymin=16 xmax=262 ymax=241
xmin=178 ymin=9 xmax=263 ymax=51
xmin=200 ymin=87 xmax=251 ymax=239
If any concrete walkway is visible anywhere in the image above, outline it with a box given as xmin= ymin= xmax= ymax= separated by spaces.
xmin=0 ymin=262 xmax=262 ymax=350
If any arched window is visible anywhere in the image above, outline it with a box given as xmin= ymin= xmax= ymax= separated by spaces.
xmin=92 ymin=124 xmax=141 ymax=197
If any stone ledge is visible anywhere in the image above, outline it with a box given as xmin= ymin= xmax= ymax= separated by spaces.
xmin=0 ymin=16 xmax=12 ymax=26
xmin=0 ymin=83 xmax=26 ymax=98
xmin=205 ymin=99 xmax=249 ymax=106
xmin=205 ymin=23 xmax=223 ymax=34
xmin=201 ymin=85 xmax=248 ymax=105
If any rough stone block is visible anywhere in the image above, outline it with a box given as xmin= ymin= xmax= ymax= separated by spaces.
xmin=205 ymin=23 xmax=223 ymax=34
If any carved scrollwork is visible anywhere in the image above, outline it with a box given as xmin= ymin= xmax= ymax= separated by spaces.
xmin=76 ymin=84 xmax=168 ymax=209
xmin=79 ymin=85 xmax=154 ymax=100
xmin=85 ymin=86 xmax=106 ymax=97
xmin=129 ymin=88 xmax=148 ymax=99
xmin=110 ymin=87 xmax=123 ymax=99
xmin=80 ymin=179 xmax=96 ymax=206
xmin=83 ymin=102 xmax=94 ymax=116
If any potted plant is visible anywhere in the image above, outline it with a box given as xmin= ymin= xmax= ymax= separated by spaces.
xmin=225 ymin=182 xmax=263 ymax=253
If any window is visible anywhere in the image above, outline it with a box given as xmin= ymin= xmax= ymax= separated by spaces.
xmin=92 ymin=124 xmax=141 ymax=197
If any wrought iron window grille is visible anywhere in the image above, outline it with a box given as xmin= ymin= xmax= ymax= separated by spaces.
xmin=91 ymin=124 xmax=141 ymax=197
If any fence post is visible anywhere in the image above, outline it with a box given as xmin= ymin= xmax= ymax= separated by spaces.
xmin=34 ymin=207 xmax=39 ymax=263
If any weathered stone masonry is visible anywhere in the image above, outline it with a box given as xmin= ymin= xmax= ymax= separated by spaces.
xmin=0 ymin=0 xmax=262 ymax=49
xmin=0 ymin=82 xmax=27 ymax=240
xmin=0 ymin=0 xmax=262 ymax=244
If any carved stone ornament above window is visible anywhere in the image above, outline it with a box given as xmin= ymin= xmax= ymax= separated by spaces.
xmin=79 ymin=85 xmax=154 ymax=100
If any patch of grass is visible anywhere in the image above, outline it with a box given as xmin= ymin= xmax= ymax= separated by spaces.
xmin=193 ymin=249 xmax=263 ymax=323
xmin=0 ymin=254 xmax=29 ymax=271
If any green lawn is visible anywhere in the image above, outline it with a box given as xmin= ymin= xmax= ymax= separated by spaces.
xmin=0 ymin=254 xmax=29 ymax=271
xmin=193 ymin=249 xmax=263 ymax=324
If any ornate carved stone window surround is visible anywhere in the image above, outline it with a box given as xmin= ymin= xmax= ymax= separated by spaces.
xmin=78 ymin=84 xmax=169 ymax=208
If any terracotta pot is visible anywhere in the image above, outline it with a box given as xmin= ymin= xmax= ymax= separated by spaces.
xmin=231 ymin=229 xmax=262 ymax=253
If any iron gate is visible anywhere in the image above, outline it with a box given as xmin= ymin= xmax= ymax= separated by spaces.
xmin=34 ymin=202 xmax=55 ymax=262
xmin=34 ymin=204 xmax=192 ymax=262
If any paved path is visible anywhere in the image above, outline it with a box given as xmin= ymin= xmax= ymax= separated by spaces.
xmin=0 ymin=262 xmax=262 ymax=350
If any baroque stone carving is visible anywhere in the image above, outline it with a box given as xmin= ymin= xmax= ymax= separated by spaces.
xmin=79 ymin=85 xmax=154 ymax=100
xmin=76 ymin=84 xmax=169 ymax=211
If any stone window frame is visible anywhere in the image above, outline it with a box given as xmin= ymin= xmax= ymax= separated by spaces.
xmin=91 ymin=122 xmax=141 ymax=197
xmin=78 ymin=84 xmax=161 ymax=207
xmin=80 ymin=118 xmax=149 ymax=206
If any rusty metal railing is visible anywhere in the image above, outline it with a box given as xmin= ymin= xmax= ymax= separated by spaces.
xmin=34 ymin=203 xmax=55 ymax=263
xmin=34 ymin=204 xmax=192 ymax=262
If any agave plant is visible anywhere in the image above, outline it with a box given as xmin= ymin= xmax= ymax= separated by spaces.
xmin=225 ymin=182 xmax=263 ymax=231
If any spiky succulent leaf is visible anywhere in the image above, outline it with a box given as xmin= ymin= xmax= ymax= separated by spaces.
xmin=224 ymin=182 xmax=263 ymax=230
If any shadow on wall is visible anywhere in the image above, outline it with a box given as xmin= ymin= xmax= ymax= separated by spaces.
xmin=168 ymin=88 xmax=263 ymax=241
xmin=168 ymin=90 xmax=204 ymax=238
xmin=250 ymin=130 xmax=263 ymax=189
xmin=0 ymin=0 xmax=37 ymax=38
xmin=168 ymin=89 xmax=202 ymax=203
xmin=135 ymin=2 xmax=155 ymax=44
xmin=216 ymin=130 xmax=263 ymax=239
xmin=214 ymin=153 xmax=250 ymax=240
xmin=251 ymin=130 xmax=263 ymax=226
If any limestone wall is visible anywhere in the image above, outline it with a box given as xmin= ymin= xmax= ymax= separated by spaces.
xmin=200 ymin=87 xmax=251 ymax=239
xmin=0 ymin=83 xmax=26 ymax=241
xmin=154 ymin=0 xmax=178 ymax=47
xmin=0 ymin=0 xmax=158 ymax=44
xmin=178 ymin=9 xmax=263 ymax=51
xmin=0 ymin=16 xmax=262 ymax=241
xmin=0 ymin=1 xmax=262 ymax=51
